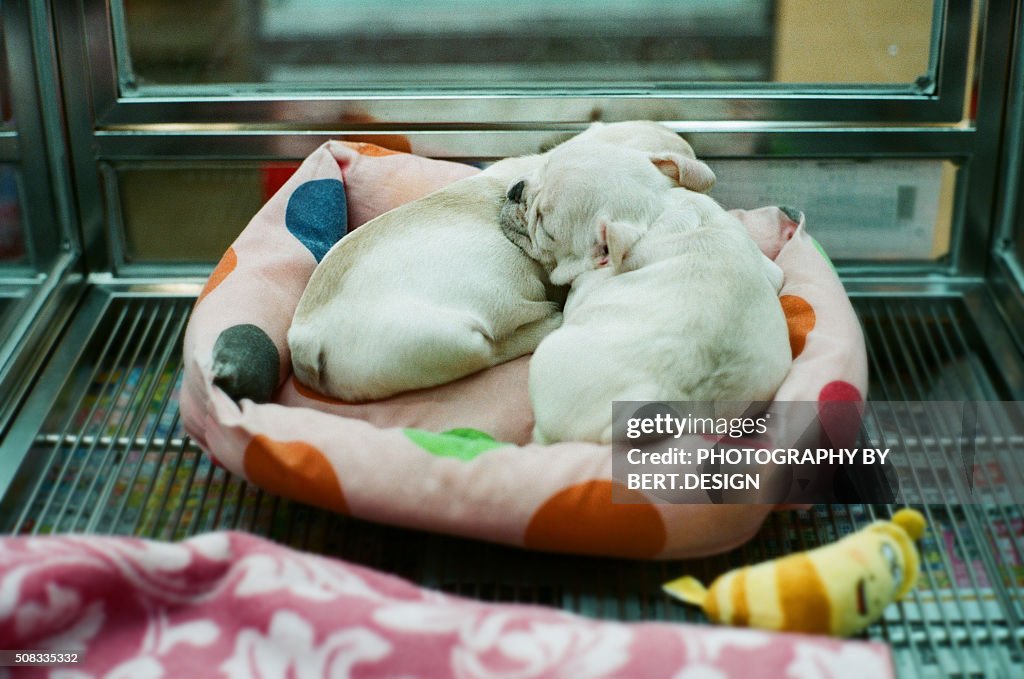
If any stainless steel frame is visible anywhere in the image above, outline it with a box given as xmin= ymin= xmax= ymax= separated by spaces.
xmin=0 ymin=0 xmax=81 ymax=439
xmin=990 ymin=0 xmax=1024 ymax=354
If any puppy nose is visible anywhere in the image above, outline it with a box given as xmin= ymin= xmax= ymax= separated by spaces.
xmin=506 ymin=180 xmax=525 ymax=203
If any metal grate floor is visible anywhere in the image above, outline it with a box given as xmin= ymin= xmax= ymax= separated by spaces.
xmin=0 ymin=290 xmax=1022 ymax=679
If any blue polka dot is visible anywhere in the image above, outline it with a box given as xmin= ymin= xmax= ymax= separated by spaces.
xmin=285 ymin=179 xmax=347 ymax=262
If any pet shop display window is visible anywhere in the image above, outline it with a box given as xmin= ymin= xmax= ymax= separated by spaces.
xmin=52 ymin=0 xmax=999 ymax=279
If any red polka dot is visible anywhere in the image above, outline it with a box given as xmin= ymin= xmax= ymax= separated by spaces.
xmin=523 ymin=480 xmax=666 ymax=558
xmin=337 ymin=113 xmax=412 ymax=153
xmin=244 ymin=435 xmax=348 ymax=513
xmin=196 ymin=247 xmax=237 ymax=307
xmin=780 ymin=295 xmax=815 ymax=359
xmin=817 ymin=380 xmax=864 ymax=448
xmin=819 ymin=380 xmax=862 ymax=403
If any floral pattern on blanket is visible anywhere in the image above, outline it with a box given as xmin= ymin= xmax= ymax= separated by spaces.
xmin=0 ymin=533 xmax=893 ymax=678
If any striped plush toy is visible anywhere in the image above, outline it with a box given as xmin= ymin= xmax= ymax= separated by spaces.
xmin=664 ymin=508 xmax=926 ymax=637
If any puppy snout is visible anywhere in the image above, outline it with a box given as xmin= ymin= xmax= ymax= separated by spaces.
xmin=506 ymin=180 xmax=525 ymax=203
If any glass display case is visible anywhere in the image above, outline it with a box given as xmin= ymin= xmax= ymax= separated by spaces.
xmin=0 ymin=2 xmax=1021 ymax=676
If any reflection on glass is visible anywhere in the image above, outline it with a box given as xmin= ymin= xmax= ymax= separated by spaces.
xmin=114 ymin=156 xmax=954 ymax=266
xmin=120 ymin=0 xmax=935 ymax=90
xmin=709 ymin=158 xmax=955 ymax=260
xmin=117 ymin=165 xmax=271 ymax=263
xmin=774 ymin=1 xmax=937 ymax=83
xmin=0 ymin=166 xmax=25 ymax=264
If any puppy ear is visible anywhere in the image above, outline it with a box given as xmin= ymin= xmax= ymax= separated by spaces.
xmin=603 ymin=220 xmax=644 ymax=271
xmin=649 ymin=152 xmax=717 ymax=193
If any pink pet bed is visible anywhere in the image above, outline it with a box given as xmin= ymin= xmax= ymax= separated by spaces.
xmin=181 ymin=141 xmax=867 ymax=560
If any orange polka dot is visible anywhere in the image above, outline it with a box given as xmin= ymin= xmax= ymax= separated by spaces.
xmin=196 ymin=247 xmax=237 ymax=307
xmin=244 ymin=435 xmax=348 ymax=513
xmin=780 ymin=295 xmax=816 ymax=359
xmin=337 ymin=113 xmax=412 ymax=153
xmin=342 ymin=141 xmax=405 ymax=157
xmin=292 ymin=376 xmax=346 ymax=405
xmin=524 ymin=480 xmax=666 ymax=558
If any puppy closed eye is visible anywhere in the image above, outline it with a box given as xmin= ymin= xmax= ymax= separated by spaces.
xmin=534 ymin=212 xmax=557 ymax=244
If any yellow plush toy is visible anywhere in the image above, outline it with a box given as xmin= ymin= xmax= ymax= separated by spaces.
xmin=663 ymin=508 xmax=926 ymax=637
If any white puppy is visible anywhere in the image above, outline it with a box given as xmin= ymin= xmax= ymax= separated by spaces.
xmin=499 ymin=136 xmax=715 ymax=286
xmin=502 ymin=142 xmax=792 ymax=443
xmin=289 ymin=122 xmax=711 ymax=402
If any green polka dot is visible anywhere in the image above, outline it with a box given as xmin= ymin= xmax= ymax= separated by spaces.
xmin=811 ymin=236 xmax=837 ymax=273
xmin=403 ymin=427 xmax=509 ymax=461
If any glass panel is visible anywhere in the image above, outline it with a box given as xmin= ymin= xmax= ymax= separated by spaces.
xmin=118 ymin=0 xmax=937 ymax=92
xmin=116 ymin=164 xmax=273 ymax=263
xmin=709 ymin=158 xmax=956 ymax=261
xmin=115 ymin=157 xmax=954 ymax=265
xmin=0 ymin=165 xmax=25 ymax=265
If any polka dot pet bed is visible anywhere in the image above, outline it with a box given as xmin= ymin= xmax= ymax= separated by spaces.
xmin=181 ymin=141 xmax=868 ymax=560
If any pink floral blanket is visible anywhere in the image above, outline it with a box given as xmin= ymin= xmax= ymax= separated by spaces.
xmin=0 ymin=532 xmax=893 ymax=678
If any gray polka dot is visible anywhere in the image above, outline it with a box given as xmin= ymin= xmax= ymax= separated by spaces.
xmin=779 ymin=205 xmax=803 ymax=222
xmin=212 ymin=324 xmax=280 ymax=403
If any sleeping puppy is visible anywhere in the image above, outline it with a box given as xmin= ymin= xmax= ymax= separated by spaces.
xmin=501 ymin=141 xmax=791 ymax=443
xmin=289 ymin=121 xmax=712 ymax=402
xmin=499 ymin=136 xmax=715 ymax=286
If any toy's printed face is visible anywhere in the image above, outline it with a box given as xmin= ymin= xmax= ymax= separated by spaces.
xmin=881 ymin=542 xmax=905 ymax=592
xmin=852 ymin=537 xmax=906 ymax=622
